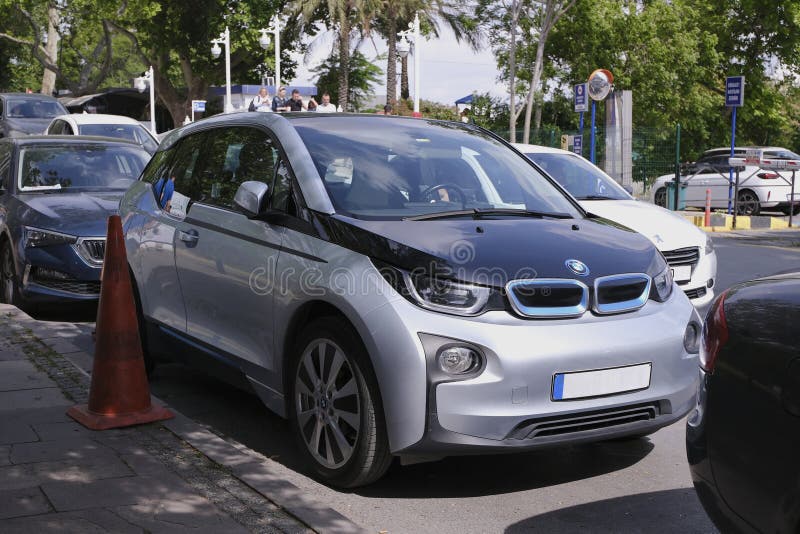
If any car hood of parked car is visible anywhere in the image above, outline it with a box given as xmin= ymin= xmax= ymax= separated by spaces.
xmin=13 ymin=190 xmax=124 ymax=237
xmin=322 ymin=214 xmax=665 ymax=287
xmin=580 ymin=199 xmax=706 ymax=252
xmin=5 ymin=117 xmax=55 ymax=136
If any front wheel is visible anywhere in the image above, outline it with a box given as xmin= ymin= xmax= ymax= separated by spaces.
xmin=0 ymin=243 xmax=21 ymax=306
xmin=653 ymin=187 xmax=667 ymax=207
xmin=736 ymin=189 xmax=760 ymax=216
xmin=289 ymin=317 xmax=392 ymax=488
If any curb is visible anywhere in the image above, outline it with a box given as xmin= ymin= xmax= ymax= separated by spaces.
xmin=2 ymin=304 xmax=367 ymax=534
xmin=682 ymin=213 xmax=795 ymax=233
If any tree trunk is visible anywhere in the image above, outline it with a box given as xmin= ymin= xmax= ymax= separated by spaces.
xmin=41 ymin=3 xmax=59 ymax=95
xmin=400 ymin=55 xmax=409 ymax=100
xmin=522 ymin=35 xmax=546 ymax=144
xmin=386 ymin=12 xmax=397 ymax=106
xmin=534 ymin=93 xmax=543 ymax=130
xmin=337 ymin=7 xmax=351 ymax=112
xmin=508 ymin=0 xmax=519 ymax=143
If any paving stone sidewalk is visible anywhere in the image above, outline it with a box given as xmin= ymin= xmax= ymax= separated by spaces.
xmin=0 ymin=304 xmax=362 ymax=533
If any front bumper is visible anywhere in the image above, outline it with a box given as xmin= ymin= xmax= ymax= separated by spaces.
xmin=18 ymin=244 xmax=102 ymax=303
xmin=678 ymin=250 xmax=716 ymax=308
xmin=365 ymin=286 xmax=700 ymax=455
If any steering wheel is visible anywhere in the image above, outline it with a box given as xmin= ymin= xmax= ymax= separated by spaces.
xmin=420 ymin=183 xmax=467 ymax=208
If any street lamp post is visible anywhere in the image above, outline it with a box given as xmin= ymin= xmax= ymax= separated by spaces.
xmin=396 ymin=13 xmax=421 ymax=117
xmin=211 ymin=27 xmax=233 ymax=113
xmin=134 ymin=66 xmax=156 ymax=135
xmin=258 ymin=16 xmax=282 ymax=90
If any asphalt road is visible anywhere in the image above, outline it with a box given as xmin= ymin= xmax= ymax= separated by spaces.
xmin=44 ymin=230 xmax=800 ymax=533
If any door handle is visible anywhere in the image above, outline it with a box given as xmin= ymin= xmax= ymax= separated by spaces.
xmin=178 ymin=229 xmax=199 ymax=245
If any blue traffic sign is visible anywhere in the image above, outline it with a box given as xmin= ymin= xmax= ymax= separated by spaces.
xmin=725 ymin=76 xmax=745 ymax=107
xmin=572 ymin=135 xmax=582 ymax=155
xmin=192 ymin=100 xmax=206 ymax=112
xmin=574 ymin=83 xmax=588 ymax=113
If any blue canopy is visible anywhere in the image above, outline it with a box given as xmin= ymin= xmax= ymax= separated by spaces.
xmin=455 ymin=94 xmax=473 ymax=105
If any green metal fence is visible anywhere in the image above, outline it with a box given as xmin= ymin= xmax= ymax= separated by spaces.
xmin=495 ymin=126 xmax=679 ymax=186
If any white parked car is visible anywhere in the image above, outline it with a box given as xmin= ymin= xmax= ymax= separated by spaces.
xmin=649 ymin=146 xmax=800 ymax=216
xmin=44 ymin=113 xmax=159 ymax=154
xmin=515 ymin=144 xmax=717 ymax=307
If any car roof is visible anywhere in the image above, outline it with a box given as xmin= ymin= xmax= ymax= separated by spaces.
xmin=0 ymin=93 xmax=61 ymax=101
xmin=56 ymin=113 xmax=143 ymax=126
xmin=703 ymin=146 xmax=789 ymax=154
xmin=2 ymin=135 xmax=144 ymax=148
xmin=512 ymin=143 xmax=574 ymax=156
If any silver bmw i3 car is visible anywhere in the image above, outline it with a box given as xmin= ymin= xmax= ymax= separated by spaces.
xmin=120 ymin=113 xmax=701 ymax=487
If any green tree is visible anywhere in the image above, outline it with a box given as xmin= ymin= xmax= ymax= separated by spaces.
xmin=312 ymin=50 xmax=383 ymax=111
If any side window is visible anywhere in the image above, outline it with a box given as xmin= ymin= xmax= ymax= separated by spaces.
xmin=197 ymin=127 xmax=275 ymax=210
xmin=272 ymin=159 xmax=293 ymax=212
xmin=0 ymin=144 xmax=11 ymax=191
xmin=144 ymin=133 xmax=205 ymax=217
xmin=64 ymin=123 xmax=75 ymax=135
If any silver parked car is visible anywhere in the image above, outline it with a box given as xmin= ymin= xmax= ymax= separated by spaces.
xmin=121 ymin=113 xmax=701 ymax=487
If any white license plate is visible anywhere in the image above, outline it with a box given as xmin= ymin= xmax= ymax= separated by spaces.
xmin=671 ymin=265 xmax=692 ymax=283
xmin=552 ymin=363 xmax=652 ymax=401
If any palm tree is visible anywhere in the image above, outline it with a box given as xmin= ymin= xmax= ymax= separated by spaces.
xmin=296 ymin=0 xmax=376 ymax=111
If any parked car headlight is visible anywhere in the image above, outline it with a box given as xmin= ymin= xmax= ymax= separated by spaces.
xmin=704 ymin=235 xmax=714 ymax=255
xmin=651 ymin=266 xmax=674 ymax=302
xmin=23 ymin=227 xmax=77 ymax=248
xmin=403 ymin=272 xmax=491 ymax=315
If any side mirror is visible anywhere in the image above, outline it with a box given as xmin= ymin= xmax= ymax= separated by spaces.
xmin=234 ymin=180 xmax=269 ymax=218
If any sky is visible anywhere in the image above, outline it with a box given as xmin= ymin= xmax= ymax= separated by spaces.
xmin=290 ymin=25 xmax=507 ymax=106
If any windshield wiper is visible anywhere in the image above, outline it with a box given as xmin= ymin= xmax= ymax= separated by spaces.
xmin=404 ymin=208 xmax=572 ymax=221
xmin=576 ymin=195 xmax=617 ymax=200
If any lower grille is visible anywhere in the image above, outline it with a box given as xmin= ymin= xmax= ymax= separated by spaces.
xmin=684 ymin=287 xmax=707 ymax=300
xmin=507 ymin=402 xmax=662 ymax=440
xmin=31 ymin=268 xmax=100 ymax=295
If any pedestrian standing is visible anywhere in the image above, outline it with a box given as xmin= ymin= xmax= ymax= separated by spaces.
xmin=307 ymin=97 xmax=318 ymax=112
xmin=272 ymin=86 xmax=289 ymax=112
xmin=248 ymin=87 xmax=271 ymax=112
xmin=286 ymin=89 xmax=307 ymax=112
xmin=315 ymin=92 xmax=339 ymax=112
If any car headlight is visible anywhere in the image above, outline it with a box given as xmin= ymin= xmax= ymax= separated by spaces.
xmin=704 ymin=236 xmax=714 ymax=255
xmin=651 ymin=265 xmax=674 ymax=302
xmin=402 ymin=272 xmax=491 ymax=315
xmin=24 ymin=227 xmax=77 ymax=248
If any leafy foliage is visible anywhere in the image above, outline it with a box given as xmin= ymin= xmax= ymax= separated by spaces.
xmin=311 ymin=50 xmax=383 ymax=111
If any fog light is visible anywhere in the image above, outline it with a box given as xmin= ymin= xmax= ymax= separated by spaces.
xmin=437 ymin=346 xmax=480 ymax=375
xmin=707 ymin=279 xmax=714 ymax=288
xmin=684 ymin=322 xmax=701 ymax=354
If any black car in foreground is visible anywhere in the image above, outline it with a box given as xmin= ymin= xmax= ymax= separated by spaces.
xmin=687 ymin=272 xmax=800 ymax=533
xmin=0 ymin=136 xmax=150 ymax=309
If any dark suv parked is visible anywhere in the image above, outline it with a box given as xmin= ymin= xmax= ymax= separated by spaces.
xmin=0 ymin=93 xmax=67 ymax=137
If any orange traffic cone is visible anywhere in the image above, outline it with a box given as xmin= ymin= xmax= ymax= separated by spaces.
xmin=67 ymin=215 xmax=173 ymax=429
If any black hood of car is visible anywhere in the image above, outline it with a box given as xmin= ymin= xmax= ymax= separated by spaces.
xmin=4 ymin=117 xmax=53 ymax=135
xmin=12 ymin=190 xmax=123 ymax=237
xmin=318 ymin=214 xmax=666 ymax=287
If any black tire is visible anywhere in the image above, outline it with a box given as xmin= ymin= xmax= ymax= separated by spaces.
xmin=129 ymin=270 xmax=156 ymax=377
xmin=288 ymin=316 xmax=392 ymax=488
xmin=736 ymin=189 xmax=760 ymax=216
xmin=653 ymin=187 xmax=667 ymax=207
xmin=0 ymin=242 xmax=26 ymax=309
xmin=782 ymin=205 xmax=800 ymax=216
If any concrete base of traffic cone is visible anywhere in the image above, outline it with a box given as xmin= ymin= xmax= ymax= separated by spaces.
xmin=67 ymin=402 xmax=173 ymax=431
xmin=67 ymin=215 xmax=173 ymax=430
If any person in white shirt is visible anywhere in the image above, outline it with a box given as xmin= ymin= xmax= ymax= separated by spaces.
xmin=314 ymin=92 xmax=339 ymax=113
xmin=249 ymin=87 xmax=272 ymax=112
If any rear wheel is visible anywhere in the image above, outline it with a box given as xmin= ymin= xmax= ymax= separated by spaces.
xmin=130 ymin=271 xmax=155 ymax=376
xmin=653 ymin=187 xmax=667 ymax=207
xmin=289 ymin=317 xmax=392 ymax=488
xmin=736 ymin=189 xmax=760 ymax=216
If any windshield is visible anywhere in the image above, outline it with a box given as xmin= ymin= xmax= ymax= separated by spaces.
xmin=292 ymin=117 xmax=581 ymax=220
xmin=6 ymin=99 xmax=66 ymax=119
xmin=525 ymin=152 xmax=631 ymax=201
xmin=18 ymin=145 xmax=149 ymax=192
xmin=79 ymin=123 xmax=159 ymax=153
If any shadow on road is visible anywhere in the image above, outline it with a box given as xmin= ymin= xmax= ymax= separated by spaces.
xmin=148 ymin=362 xmax=656 ymax=499
xmin=505 ymin=488 xmax=717 ymax=533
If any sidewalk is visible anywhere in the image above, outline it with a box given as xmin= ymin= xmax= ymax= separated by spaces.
xmin=0 ymin=304 xmax=363 ymax=533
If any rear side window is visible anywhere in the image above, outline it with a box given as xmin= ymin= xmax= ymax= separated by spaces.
xmin=0 ymin=143 xmax=11 ymax=190
xmin=145 ymin=133 xmax=206 ymax=217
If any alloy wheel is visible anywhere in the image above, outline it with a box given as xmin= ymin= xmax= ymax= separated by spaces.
xmin=654 ymin=188 xmax=666 ymax=207
xmin=294 ymin=339 xmax=361 ymax=469
xmin=736 ymin=191 xmax=760 ymax=216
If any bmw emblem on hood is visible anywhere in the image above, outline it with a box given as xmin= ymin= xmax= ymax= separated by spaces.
xmin=565 ymin=259 xmax=590 ymax=277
